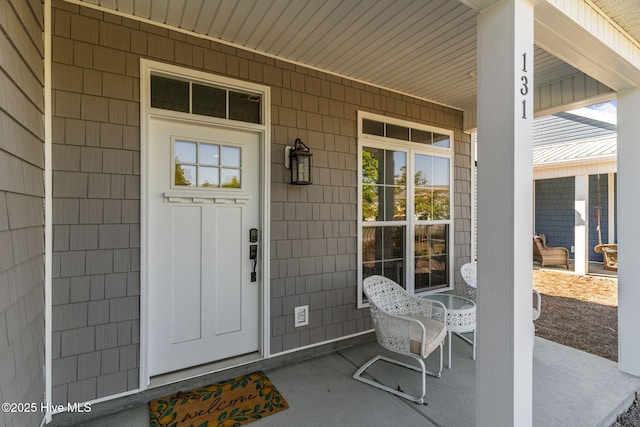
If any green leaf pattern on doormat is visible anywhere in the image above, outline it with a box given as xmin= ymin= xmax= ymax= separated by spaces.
xmin=149 ymin=372 xmax=288 ymax=427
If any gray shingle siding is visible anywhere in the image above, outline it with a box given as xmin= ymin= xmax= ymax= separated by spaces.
xmin=51 ymin=0 xmax=140 ymax=403
xmin=535 ymin=175 xmax=617 ymax=263
xmin=535 ymin=177 xmax=574 ymax=254
xmin=0 ymin=1 xmax=46 ymax=426
xmin=51 ymin=0 xmax=470 ymax=400
xmin=588 ymin=174 xmax=616 ymax=262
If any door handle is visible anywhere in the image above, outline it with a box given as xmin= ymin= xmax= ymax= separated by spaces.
xmin=249 ymin=246 xmax=257 ymax=282
xmin=249 ymin=230 xmax=258 ymax=282
xmin=249 ymin=228 xmax=258 ymax=282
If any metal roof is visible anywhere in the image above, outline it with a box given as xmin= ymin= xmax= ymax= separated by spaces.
xmin=533 ymin=135 xmax=617 ymax=166
xmin=533 ymin=112 xmax=616 ymax=146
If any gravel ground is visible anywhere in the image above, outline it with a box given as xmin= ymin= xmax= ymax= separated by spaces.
xmin=611 ymin=393 xmax=640 ymax=426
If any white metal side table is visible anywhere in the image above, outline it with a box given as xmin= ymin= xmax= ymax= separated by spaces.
xmin=422 ymin=294 xmax=476 ymax=369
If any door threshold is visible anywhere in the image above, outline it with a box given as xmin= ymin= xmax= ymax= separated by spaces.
xmin=149 ymin=352 xmax=263 ymax=388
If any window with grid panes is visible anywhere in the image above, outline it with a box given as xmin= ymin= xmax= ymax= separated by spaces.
xmin=358 ymin=112 xmax=454 ymax=307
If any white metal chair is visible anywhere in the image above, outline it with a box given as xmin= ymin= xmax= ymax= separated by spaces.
xmin=460 ymin=262 xmax=542 ymax=320
xmin=460 ymin=262 xmax=477 ymax=302
xmin=353 ymin=275 xmax=447 ymax=404
xmin=532 ymin=289 xmax=542 ymax=321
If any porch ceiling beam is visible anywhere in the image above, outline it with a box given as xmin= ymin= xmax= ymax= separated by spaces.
xmin=534 ymin=71 xmax=614 ymax=117
xmin=533 ymin=159 xmax=616 ymax=180
xmin=535 ymin=0 xmax=640 ymax=91
xmin=463 ymin=70 xmax=615 ymax=132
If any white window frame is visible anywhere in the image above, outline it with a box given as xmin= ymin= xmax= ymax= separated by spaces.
xmin=170 ymin=137 xmax=244 ymax=190
xmin=357 ymin=111 xmax=455 ymax=308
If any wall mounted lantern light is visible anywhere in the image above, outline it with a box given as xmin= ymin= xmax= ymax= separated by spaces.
xmin=285 ymin=138 xmax=312 ymax=185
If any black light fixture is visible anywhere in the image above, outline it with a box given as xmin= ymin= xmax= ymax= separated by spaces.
xmin=286 ymin=138 xmax=312 ymax=185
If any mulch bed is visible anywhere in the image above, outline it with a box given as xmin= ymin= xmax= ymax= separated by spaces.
xmin=533 ymin=269 xmax=618 ymax=362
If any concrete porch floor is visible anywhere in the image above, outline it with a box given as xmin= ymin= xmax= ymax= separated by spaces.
xmin=57 ymin=335 xmax=640 ymax=427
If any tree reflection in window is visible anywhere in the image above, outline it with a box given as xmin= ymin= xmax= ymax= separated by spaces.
xmin=414 ymin=154 xmax=450 ymax=220
xmin=221 ymin=169 xmax=241 ymax=188
xmin=361 ymin=148 xmax=406 ymax=222
xmin=362 ymin=149 xmax=379 ymax=220
xmin=361 ymin=144 xmax=451 ymax=292
xmin=173 ymin=140 xmax=241 ymax=189
xmin=175 ymin=164 xmax=192 ymax=186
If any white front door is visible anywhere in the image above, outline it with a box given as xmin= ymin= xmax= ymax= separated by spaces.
xmin=147 ymin=117 xmax=260 ymax=376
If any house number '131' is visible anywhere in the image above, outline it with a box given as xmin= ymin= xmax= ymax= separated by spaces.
xmin=521 ymin=52 xmax=529 ymax=119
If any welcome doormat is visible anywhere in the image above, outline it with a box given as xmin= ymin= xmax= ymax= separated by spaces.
xmin=149 ymin=372 xmax=289 ymax=427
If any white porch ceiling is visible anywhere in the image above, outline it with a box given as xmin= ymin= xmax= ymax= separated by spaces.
xmin=75 ymin=0 xmax=639 ymax=111
xmin=593 ymin=0 xmax=640 ymax=46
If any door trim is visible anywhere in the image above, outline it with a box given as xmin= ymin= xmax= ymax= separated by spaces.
xmin=139 ymin=59 xmax=271 ymax=388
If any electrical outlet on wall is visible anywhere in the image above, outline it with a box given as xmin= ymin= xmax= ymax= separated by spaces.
xmin=294 ymin=305 xmax=309 ymax=327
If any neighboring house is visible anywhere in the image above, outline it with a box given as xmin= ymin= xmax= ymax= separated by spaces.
xmin=470 ymin=111 xmax=618 ymax=268
xmin=533 ymin=112 xmax=617 ymax=272
xmin=2 ymin=1 xmax=640 ymax=426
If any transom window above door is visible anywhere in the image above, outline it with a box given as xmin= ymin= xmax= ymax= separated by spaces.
xmin=151 ymin=74 xmax=262 ymax=124
xmin=173 ymin=139 xmax=242 ymax=189
xmin=358 ymin=112 xmax=454 ymax=307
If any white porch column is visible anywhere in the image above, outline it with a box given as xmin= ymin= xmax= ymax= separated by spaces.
xmin=476 ymin=0 xmax=534 ymax=426
xmin=574 ymin=175 xmax=588 ymax=276
xmin=617 ymin=88 xmax=640 ymax=376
